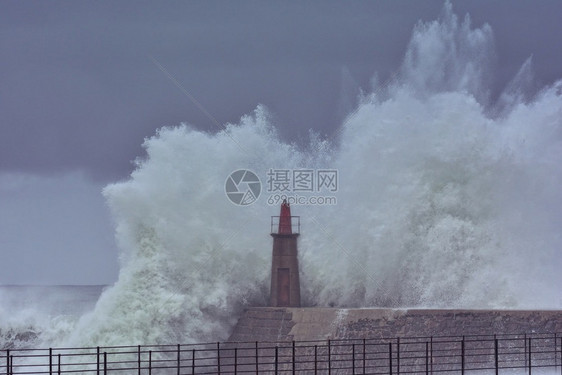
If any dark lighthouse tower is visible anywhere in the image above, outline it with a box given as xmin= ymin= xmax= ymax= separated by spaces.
xmin=270 ymin=200 xmax=301 ymax=307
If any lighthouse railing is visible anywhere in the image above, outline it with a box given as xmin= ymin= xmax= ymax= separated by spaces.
xmin=271 ymin=216 xmax=300 ymax=234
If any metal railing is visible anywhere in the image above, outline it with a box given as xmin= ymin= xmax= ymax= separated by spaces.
xmin=3 ymin=333 xmax=562 ymax=375
xmin=270 ymin=216 xmax=300 ymax=235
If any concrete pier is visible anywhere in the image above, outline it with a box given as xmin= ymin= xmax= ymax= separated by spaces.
xmin=228 ymin=307 xmax=562 ymax=342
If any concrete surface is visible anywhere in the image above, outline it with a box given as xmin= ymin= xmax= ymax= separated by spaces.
xmin=228 ymin=307 xmax=562 ymax=342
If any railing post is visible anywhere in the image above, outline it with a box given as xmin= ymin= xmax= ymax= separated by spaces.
xmin=97 ymin=347 xmax=100 ymax=375
xmin=177 ymin=344 xmax=180 ymax=375
xmin=430 ymin=336 xmax=433 ymax=375
xmin=529 ymin=337 xmax=533 ymax=375
xmin=314 ymin=345 xmax=317 ymax=375
xmin=328 ymin=340 xmax=331 ymax=375
xmin=255 ymin=341 xmax=259 ymax=374
xmin=523 ymin=333 xmax=528 ymax=368
xmin=552 ymin=334 xmax=557 ymax=372
xmin=461 ymin=337 xmax=465 ymax=375
xmin=137 ymin=346 xmax=141 ymax=375
xmin=148 ymin=351 xmax=152 ymax=375
xmin=425 ymin=342 xmax=429 ymax=375
xmin=275 ymin=346 xmax=278 ymax=374
xmin=6 ymin=350 xmax=9 ymax=375
xmin=389 ymin=342 xmax=393 ymax=375
xmin=234 ymin=348 xmax=237 ymax=375
xmin=57 ymin=354 xmax=61 ymax=375
xmin=352 ymin=343 xmax=355 ymax=374
xmin=49 ymin=348 xmax=52 ymax=375
xmin=560 ymin=337 xmax=562 ymax=375
xmin=555 ymin=334 xmax=558 ymax=371
xmin=217 ymin=342 xmax=221 ymax=375
xmin=495 ymin=338 xmax=499 ymax=375
xmin=363 ymin=339 xmax=366 ymax=374
xmin=292 ymin=341 xmax=296 ymax=375
xmin=397 ymin=337 xmax=400 ymax=375
xmin=103 ymin=352 xmax=107 ymax=375
xmin=192 ymin=349 xmax=195 ymax=375
xmin=559 ymin=336 xmax=561 ymax=375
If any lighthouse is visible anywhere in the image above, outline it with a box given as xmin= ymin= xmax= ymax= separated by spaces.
xmin=270 ymin=200 xmax=301 ymax=307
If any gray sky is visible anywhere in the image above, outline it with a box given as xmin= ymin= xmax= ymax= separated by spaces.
xmin=1 ymin=1 xmax=562 ymax=285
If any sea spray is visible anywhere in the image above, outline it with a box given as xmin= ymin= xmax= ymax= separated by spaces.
xmin=65 ymin=110 xmax=296 ymax=346
xmin=0 ymin=286 xmax=103 ymax=349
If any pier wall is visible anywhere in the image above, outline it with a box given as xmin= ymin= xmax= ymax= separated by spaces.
xmin=228 ymin=308 xmax=562 ymax=342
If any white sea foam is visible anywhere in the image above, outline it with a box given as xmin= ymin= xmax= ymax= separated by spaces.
xmin=0 ymin=286 xmax=102 ymax=348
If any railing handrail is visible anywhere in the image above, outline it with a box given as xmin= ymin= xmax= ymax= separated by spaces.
xmin=3 ymin=333 xmax=562 ymax=375
xmin=3 ymin=331 xmax=561 ymax=352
